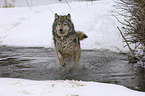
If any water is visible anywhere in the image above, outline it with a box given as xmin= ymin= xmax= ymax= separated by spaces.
xmin=0 ymin=46 xmax=145 ymax=92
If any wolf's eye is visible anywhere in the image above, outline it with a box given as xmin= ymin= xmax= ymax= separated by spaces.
xmin=64 ymin=23 xmax=67 ymax=26
xmin=57 ymin=22 xmax=61 ymax=25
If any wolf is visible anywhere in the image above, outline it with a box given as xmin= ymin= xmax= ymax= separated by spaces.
xmin=52 ymin=13 xmax=87 ymax=67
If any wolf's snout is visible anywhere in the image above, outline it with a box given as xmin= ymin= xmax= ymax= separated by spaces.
xmin=59 ymin=29 xmax=63 ymax=32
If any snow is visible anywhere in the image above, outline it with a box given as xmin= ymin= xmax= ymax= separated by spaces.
xmin=1 ymin=0 xmax=144 ymax=95
xmin=0 ymin=0 xmax=127 ymax=52
xmin=0 ymin=78 xmax=145 ymax=96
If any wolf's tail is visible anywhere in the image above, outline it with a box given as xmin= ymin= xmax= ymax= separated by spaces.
xmin=76 ymin=31 xmax=88 ymax=40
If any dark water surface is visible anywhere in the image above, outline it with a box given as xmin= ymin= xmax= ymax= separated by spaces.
xmin=0 ymin=46 xmax=145 ymax=92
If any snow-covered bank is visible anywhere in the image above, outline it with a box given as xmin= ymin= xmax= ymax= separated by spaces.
xmin=0 ymin=0 xmax=127 ymax=52
xmin=0 ymin=78 xmax=145 ymax=96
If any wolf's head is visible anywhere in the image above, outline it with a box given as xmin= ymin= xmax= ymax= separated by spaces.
xmin=53 ymin=13 xmax=75 ymax=37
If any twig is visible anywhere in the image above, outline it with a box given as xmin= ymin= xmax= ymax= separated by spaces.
xmin=117 ymin=26 xmax=136 ymax=58
xmin=25 ymin=0 xmax=32 ymax=10
xmin=64 ymin=0 xmax=71 ymax=9
xmin=48 ymin=7 xmax=55 ymax=14
xmin=113 ymin=14 xmax=132 ymax=28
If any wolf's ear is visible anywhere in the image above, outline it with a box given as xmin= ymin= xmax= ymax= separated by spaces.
xmin=55 ymin=13 xmax=59 ymax=20
xmin=66 ymin=14 xmax=71 ymax=20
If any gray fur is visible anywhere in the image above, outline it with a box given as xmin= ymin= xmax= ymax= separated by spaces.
xmin=52 ymin=13 xmax=81 ymax=67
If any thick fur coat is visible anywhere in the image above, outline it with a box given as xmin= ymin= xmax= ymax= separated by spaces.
xmin=52 ymin=13 xmax=87 ymax=67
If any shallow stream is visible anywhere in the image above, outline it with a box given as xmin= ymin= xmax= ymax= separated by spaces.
xmin=0 ymin=46 xmax=145 ymax=92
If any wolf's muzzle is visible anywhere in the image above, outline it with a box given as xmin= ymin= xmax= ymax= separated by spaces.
xmin=59 ymin=29 xmax=64 ymax=34
xmin=59 ymin=29 xmax=63 ymax=32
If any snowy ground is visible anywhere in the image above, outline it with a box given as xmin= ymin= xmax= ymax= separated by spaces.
xmin=1 ymin=0 xmax=144 ymax=96
xmin=1 ymin=78 xmax=145 ymax=96
xmin=0 ymin=0 xmax=127 ymax=52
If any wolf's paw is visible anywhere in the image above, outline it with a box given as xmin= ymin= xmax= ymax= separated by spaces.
xmin=61 ymin=62 xmax=66 ymax=67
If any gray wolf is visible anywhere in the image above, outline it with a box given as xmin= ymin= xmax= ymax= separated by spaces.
xmin=52 ymin=13 xmax=87 ymax=67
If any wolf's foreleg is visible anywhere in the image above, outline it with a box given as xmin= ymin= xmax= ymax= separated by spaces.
xmin=75 ymin=44 xmax=81 ymax=63
xmin=56 ymin=49 xmax=66 ymax=67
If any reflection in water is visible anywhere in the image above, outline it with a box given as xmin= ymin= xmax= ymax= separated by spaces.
xmin=0 ymin=56 xmax=32 ymax=77
xmin=0 ymin=46 xmax=145 ymax=92
xmin=134 ymin=67 xmax=145 ymax=91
